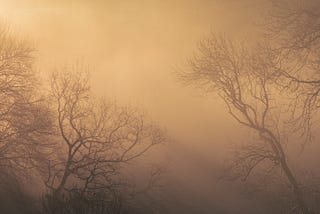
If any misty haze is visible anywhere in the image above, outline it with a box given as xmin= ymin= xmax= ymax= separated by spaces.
xmin=0 ymin=0 xmax=320 ymax=213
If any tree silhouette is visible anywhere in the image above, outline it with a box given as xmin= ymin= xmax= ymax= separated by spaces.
xmin=44 ymin=65 xmax=166 ymax=211
xmin=0 ymin=24 xmax=52 ymax=180
xmin=178 ymin=34 xmax=312 ymax=213
xmin=266 ymin=0 xmax=320 ymax=138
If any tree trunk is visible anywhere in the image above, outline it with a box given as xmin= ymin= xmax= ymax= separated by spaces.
xmin=280 ymin=158 xmax=311 ymax=214
xmin=261 ymin=129 xmax=311 ymax=213
xmin=54 ymin=160 xmax=71 ymax=196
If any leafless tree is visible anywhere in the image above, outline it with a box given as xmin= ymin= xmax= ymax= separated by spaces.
xmin=178 ymin=34 xmax=312 ymax=213
xmin=265 ymin=0 xmax=320 ymax=138
xmin=0 ymin=24 xmax=53 ymax=179
xmin=45 ymin=65 xmax=165 ymax=203
xmin=267 ymin=0 xmax=320 ymax=49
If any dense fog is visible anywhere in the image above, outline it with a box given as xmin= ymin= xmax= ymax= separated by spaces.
xmin=0 ymin=0 xmax=320 ymax=213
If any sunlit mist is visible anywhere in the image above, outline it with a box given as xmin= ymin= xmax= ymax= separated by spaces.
xmin=0 ymin=0 xmax=319 ymax=213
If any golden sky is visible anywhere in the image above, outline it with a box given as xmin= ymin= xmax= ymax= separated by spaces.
xmin=6 ymin=1 xmax=319 ymax=211
xmin=0 ymin=0 xmax=265 ymax=160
